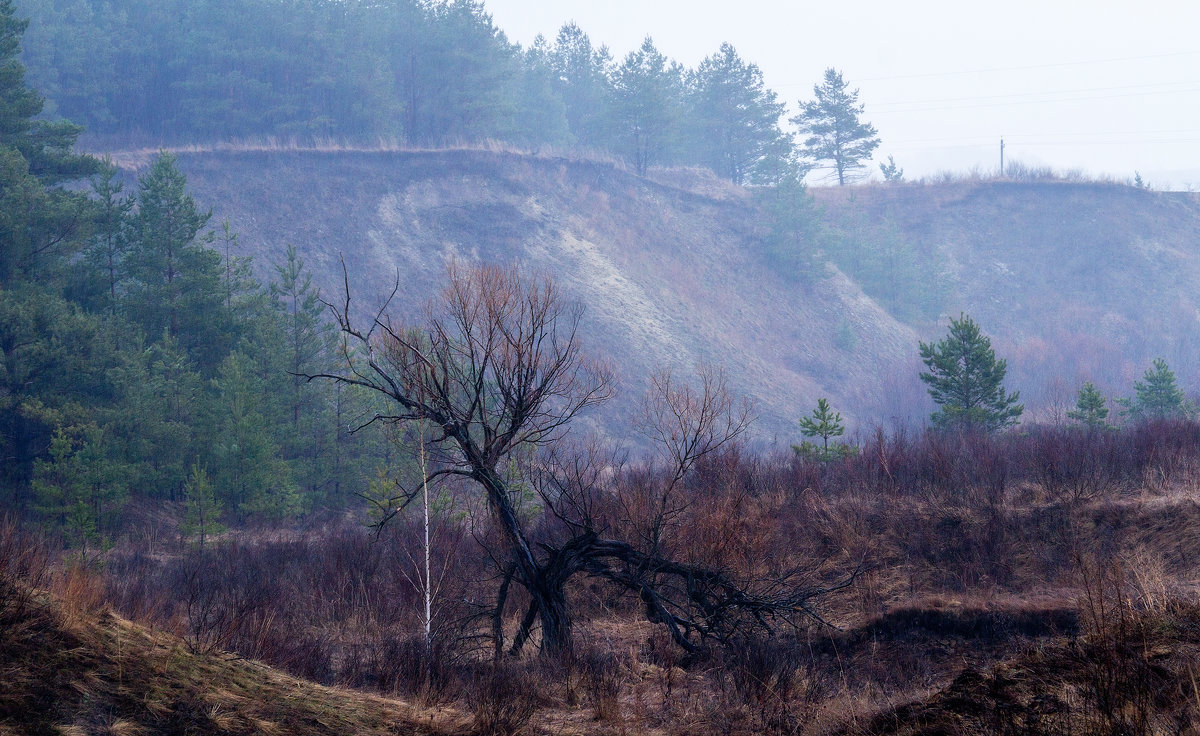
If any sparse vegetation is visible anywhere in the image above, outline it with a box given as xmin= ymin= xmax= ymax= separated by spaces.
xmin=8 ymin=0 xmax=1200 ymax=732
xmin=11 ymin=415 xmax=1200 ymax=733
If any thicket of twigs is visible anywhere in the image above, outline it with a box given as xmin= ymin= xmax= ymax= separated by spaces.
xmin=8 ymin=419 xmax=1200 ymax=734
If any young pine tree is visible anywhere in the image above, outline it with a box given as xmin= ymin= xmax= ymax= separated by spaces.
xmin=268 ymin=245 xmax=338 ymax=500
xmin=1122 ymin=358 xmax=1189 ymax=421
xmin=180 ymin=461 xmax=223 ymax=548
xmin=106 ymin=332 xmax=201 ymax=502
xmin=32 ymin=423 xmax=127 ymax=549
xmin=919 ymin=314 xmax=1023 ymax=432
xmin=207 ymin=350 xmax=300 ymax=519
xmin=794 ymin=398 xmax=850 ymax=461
xmin=1067 ymin=381 xmax=1111 ymax=429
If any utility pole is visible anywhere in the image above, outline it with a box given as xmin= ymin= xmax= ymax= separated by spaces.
xmin=1000 ymin=138 xmax=1005 ymax=178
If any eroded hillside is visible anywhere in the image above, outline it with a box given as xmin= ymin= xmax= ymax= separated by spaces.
xmin=109 ymin=148 xmax=1200 ymax=438
xmin=112 ymin=148 xmax=916 ymax=443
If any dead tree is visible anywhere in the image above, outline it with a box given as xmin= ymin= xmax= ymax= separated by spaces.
xmin=312 ymin=261 xmax=854 ymax=657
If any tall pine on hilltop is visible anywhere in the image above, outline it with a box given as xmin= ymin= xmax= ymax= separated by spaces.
xmin=686 ymin=43 xmax=792 ymax=185
xmin=793 ymin=68 xmax=880 ymax=186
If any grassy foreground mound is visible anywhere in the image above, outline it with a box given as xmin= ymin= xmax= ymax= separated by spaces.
xmin=0 ymin=568 xmax=461 ymax=736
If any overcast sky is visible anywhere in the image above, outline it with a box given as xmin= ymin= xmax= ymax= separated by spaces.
xmin=483 ymin=0 xmax=1200 ymax=189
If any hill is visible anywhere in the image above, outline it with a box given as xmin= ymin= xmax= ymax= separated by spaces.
xmin=107 ymin=148 xmax=1200 ymax=439
xmin=109 ymin=147 xmax=916 ymax=443
xmin=815 ymin=180 xmax=1200 ymax=413
xmin=0 ymin=568 xmax=462 ymax=736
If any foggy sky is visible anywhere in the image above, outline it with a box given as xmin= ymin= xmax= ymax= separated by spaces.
xmin=485 ymin=0 xmax=1200 ymax=189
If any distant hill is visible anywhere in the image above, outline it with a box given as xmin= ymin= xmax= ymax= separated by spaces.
xmin=815 ymin=180 xmax=1200 ymax=413
xmin=107 ymin=147 xmax=1200 ymax=440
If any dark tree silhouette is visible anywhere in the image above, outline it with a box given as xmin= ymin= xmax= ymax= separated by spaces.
xmin=312 ymin=262 xmax=855 ymax=657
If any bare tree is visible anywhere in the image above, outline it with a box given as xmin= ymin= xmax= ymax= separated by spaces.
xmin=313 ymin=261 xmax=853 ymax=658
xmin=314 ymin=261 xmax=613 ymax=654
xmin=531 ymin=366 xmax=854 ymax=657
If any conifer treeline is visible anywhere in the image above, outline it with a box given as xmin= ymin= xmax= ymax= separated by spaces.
xmin=17 ymin=0 xmax=801 ymax=184
xmin=1 ymin=0 xmax=395 ymax=545
xmin=10 ymin=152 xmax=394 ymax=547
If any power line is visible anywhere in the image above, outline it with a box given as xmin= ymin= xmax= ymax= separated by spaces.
xmin=866 ymin=79 xmax=1200 ymax=111
xmin=886 ymin=136 xmax=1200 ymax=153
xmin=853 ymin=50 xmax=1200 ymax=83
xmin=864 ymin=84 xmax=1200 ymax=114
xmin=770 ymin=51 xmax=1200 ymax=91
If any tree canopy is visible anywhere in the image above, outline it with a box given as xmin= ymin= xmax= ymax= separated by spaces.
xmin=15 ymin=1 xmax=895 ymax=188
xmin=685 ymin=43 xmax=792 ymax=185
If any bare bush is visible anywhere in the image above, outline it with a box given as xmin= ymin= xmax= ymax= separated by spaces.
xmin=717 ymin=637 xmax=821 ymax=735
xmin=0 ymin=518 xmax=51 ymax=626
xmin=467 ymin=662 xmax=542 ymax=736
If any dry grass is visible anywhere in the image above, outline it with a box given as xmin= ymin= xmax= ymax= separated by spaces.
xmin=15 ymin=421 xmax=1200 ymax=734
xmin=0 ymin=534 xmax=466 ymax=736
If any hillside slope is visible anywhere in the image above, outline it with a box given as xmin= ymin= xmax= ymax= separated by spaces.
xmin=816 ymin=181 xmax=1200 ymax=410
xmin=109 ymin=148 xmax=1200 ymax=437
xmin=113 ymin=148 xmax=917 ymax=442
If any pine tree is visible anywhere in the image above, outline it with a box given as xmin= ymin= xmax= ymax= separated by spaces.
xmin=612 ymin=37 xmax=683 ymax=175
xmin=207 ymin=350 xmax=300 ymax=519
xmin=32 ymin=423 xmax=126 ymax=549
xmin=919 ymin=314 xmax=1023 ymax=432
xmin=792 ymin=68 xmax=880 ymax=185
xmin=685 ymin=43 xmax=791 ymax=185
xmin=124 ymin=153 xmax=225 ymax=367
xmin=32 ymin=426 xmax=92 ymax=545
xmin=755 ymin=175 xmax=823 ymax=285
xmin=0 ymin=0 xmax=95 ymax=184
xmin=0 ymin=286 xmax=114 ymax=508
xmin=548 ymin=23 xmax=614 ymax=149
xmin=794 ymin=398 xmax=848 ymax=460
xmin=1122 ymin=358 xmax=1188 ymax=421
xmin=1067 ymin=381 xmax=1111 ymax=429
xmin=269 ymin=244 xmax=337 ymax=497
xmin=180 ymin=461 xmax=223 ymax=548
xmin=879 ymin=155 xmax=903 ymax=182
xmin=510 ymin=36 xmax=570 ymax=148
xmin=106 ymin=332 xmax=202 ymax=501
xmin=76 ymin=158 xmax=133 ymax=314
xmin=0 ymin=0 xmax=97 ymax=286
